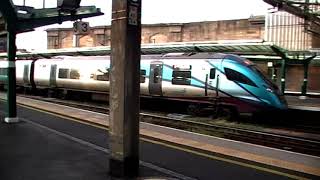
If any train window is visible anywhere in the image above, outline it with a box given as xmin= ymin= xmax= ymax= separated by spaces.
xmin=70 ymin=69 xmax=80 ymax=79
xmin=96 ymin=74 xmax=109 ymax=81
xmin=172 ymin=70 xmax=191 ymax=85
xmin=58 ymin=68 xmax=69 ymax=79
xmin=153 ymin=68 xmax=160 ymax=83
xmin=210 ymin=68 xmax=216 ymax=79
xmin=96 ymin=69 xmax=110 ymax=81
xmin=0 ymin=68 xmax=7 ymax=75
xmin=224 ymin=68 xmax=257 ymax=87
xmin=140 ymin=69 xmax=146 ymax=83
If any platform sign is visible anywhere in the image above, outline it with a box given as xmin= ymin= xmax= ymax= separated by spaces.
xmin=0 ymin=36 xmax=7 ymax=53
xmin=73 ymin=21 xmax=90 ymax=35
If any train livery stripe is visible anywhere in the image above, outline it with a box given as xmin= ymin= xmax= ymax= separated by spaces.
xmin=161 ymin=63 xmax=233 ymax=97
xmin=205 ymin=60 xmax=270 ymax=106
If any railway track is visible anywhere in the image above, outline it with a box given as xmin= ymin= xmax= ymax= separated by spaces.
xmin=16 ymin=94 xmax=320 ymax=156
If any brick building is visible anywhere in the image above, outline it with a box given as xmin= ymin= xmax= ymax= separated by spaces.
xmin=46 ymin=17 xmax=264 ymax=49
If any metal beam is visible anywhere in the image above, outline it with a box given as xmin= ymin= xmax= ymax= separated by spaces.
xmin=16 ymin=6 xmax=103 ymax=33
xmin=0 ymin=0 xmax=17 ymax=22
xmin=270 ymin=45 xmax=288 ymax=93
xmin=109 ymin=0 xmax=141 ymax=178
xmin=263 ymin=0 xmax=320 ymax=24
xmin=301 ymin=54 xmax=316 ymax=95
xmin=4 ymin=24 xmax=19 ymax=123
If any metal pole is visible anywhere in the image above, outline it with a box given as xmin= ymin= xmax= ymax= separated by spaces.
xmin=280 ymin=59 xmax=286 ymax=94
xmin=301 ymin=62 xmax=309 ymax=96
xmin=109 ymin=0 xmax=141 ymax=178
xmin=5 ymin=23 xmax=18 ymax=123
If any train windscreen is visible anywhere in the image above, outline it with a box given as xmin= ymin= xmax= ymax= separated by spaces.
xmin=249 ymin=65 xmax=279 ymax=91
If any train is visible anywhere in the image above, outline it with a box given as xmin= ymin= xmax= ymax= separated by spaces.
xmin=0 ymin=52 xmax=287 ymax=116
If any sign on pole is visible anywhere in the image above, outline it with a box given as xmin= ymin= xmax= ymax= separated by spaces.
xmin=73 ymin=21 xmax=90 ymax=34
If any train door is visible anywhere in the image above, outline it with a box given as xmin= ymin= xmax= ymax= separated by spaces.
xmin=207 ymin=67 xmax=218 ymax=97
xmin=149 ymin=61 xmax=163 ymax=96
xmin=49 ymin=64 xmax=57 ymax=87
xmin=23 ymin=64 xmax=29 ymax=85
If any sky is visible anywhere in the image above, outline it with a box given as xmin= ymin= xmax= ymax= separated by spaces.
xmin=12 ymin=0 xmax=272 ymax=51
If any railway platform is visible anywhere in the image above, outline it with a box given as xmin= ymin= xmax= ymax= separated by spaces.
xmin=286 ymin=95 xmax=320 ymax=112
xmin=0 ymin=95 xmax=319 ymax=179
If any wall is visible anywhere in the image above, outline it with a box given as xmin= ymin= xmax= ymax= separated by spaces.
xmin=46 ymin=18 xmax=264 ymax=49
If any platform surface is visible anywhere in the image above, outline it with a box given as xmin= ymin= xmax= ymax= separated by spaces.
xmin=286 ymin=95 xmax=320 ymax=111
xmin=0 ymin=96 xmax=319 ymax=179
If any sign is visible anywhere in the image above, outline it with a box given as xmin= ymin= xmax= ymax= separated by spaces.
xmin=0 ymin=36 xmax=7 ymax=53
xmin=128 ymin=6 xmax=138 ymax=26
xmin=73 ymin=21 xmax=90 ymax=34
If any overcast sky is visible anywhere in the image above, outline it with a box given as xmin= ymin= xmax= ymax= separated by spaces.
xmin=12 ymin=0 xmax=272 ymax=50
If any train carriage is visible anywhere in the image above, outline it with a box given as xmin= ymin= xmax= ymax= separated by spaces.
xmin=0 ymin=52 xmax=287 ymax=115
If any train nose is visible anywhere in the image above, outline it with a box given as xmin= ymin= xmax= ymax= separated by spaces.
xmin=274 ymin=93 xmax=288 ymax=109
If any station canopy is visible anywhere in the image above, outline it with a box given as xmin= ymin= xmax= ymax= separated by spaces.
xmin=0 ymin=39 xmax=319 ymax=62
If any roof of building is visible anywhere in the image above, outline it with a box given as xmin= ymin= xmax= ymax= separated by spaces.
xmin=0 ymin=40 xmax=318 ymax=63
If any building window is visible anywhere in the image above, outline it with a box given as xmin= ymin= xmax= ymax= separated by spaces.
xmin=70 ymin=69 xmax=80 ymax=79
xmin=210 ymin=68 xmax=216 ymax=79
xmin=140 ymin=69 xmax=146 ymax=83
xmin=58 ymin=68 xmax=69 ymax=79
xmin=224 ymin=68 xmax=256 ymax=87
xmin=95 ymin=34 xmax=107 ymax=46
xmin=48 ymin=36 xmax=59 ymax=49
xmin=172 ymin=70 xmax=191 ymax=85
xmin=96 ymin=74 xmax=109 ymax=81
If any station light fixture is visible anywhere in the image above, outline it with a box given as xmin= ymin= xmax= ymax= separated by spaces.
xmin=57 ymin=0 xmax=81 ymax=14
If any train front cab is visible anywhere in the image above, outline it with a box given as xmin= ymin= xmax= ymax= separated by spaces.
xmin=216 ymin=55 xmax=287 ymax=116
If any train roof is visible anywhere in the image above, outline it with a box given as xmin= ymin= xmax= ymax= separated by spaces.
xmin=17 ymin=52 xmax=249 ymax=65
xmin=142 ymin=52 xmax=250 ymax=64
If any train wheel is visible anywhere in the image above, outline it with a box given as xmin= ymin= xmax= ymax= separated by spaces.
xmin=56 ymin=89 xmax=68 ymax=100
xmin=187 ymin=103 xmax=202 ymax=116
xmin=221 ymin=106 xmax=239 ymax=121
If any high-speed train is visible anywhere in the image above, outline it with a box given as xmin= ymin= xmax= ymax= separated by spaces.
xmin=0 ymin=53 xmax=287 ymax=115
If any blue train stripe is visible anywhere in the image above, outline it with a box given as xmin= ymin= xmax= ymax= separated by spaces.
xmin=205 ymin=60 xmax=270 ymax=106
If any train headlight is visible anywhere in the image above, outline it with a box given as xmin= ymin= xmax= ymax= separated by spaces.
xmin=263 ymin=84 xmax=273 ymax=93
xmin=266 ymin=87 xmax=273 ymax=93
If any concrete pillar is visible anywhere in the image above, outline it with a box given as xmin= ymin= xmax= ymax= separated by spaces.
xmin=109 ymin=0 xmax=141 ymax=178
xmin=5 ymin=24 xmax=18 ymax=123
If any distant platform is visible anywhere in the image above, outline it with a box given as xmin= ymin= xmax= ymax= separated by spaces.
xmin=286 ymin=95 xmax=320 ymax=112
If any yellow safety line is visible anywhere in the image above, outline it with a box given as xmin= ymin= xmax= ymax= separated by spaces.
xmin=18 ymin=103 xmax=109 ymax=130
xmin=140 ymin=138 xmax=309 ymax=180
xmin=0 ymin=99 xmax=311 ymax=180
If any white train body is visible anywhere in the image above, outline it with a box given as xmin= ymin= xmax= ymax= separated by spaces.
xmin=0 ymin=53 xmax=287 ymax=114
